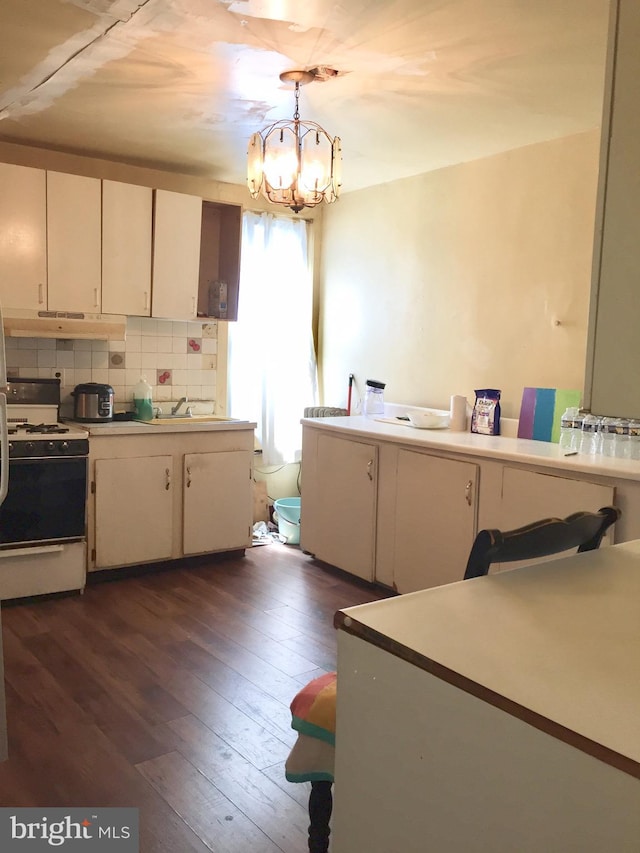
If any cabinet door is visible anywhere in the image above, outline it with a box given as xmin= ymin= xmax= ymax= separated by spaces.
xmin=151 ymin=189 xmax=201 ymax=320
xmin=94 ymin=456 xmax=173 ymax=568
xmin=0 ymin=163 xmax=47 ymax=310
xmin=183 ymin=450 xmax=253 ymax=555
xmin=102 ymin=180 xmax=152 ymax=316
xmin=491 ymin=467 xmax=616 ymax=571
xmin=392 ymin=450 xmax=478 ymax=594
xmin=47 ymin=171 xmax=102 ymax=313
xmin=301 ymin=433 xmax=377 ymax=581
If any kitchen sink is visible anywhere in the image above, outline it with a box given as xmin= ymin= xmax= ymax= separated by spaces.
xmin=150 ymin=416 xmax=244 ymax=425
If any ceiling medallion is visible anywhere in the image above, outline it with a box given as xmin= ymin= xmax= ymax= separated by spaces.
xmin=247 ymin=70 xmax=342 ymax=214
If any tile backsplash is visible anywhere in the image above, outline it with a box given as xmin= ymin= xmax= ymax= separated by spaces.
xmin=6 ymin=317 xmax=219 ymax=414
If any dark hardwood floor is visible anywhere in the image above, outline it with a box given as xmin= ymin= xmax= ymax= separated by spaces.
xmin=0 ymin=545 xmax=393 ymax=852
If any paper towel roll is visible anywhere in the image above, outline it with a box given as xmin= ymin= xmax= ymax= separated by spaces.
xmin=450 ymin=395 xmax=468 ymax=431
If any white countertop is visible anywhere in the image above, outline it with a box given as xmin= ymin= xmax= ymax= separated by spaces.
xmin=302 ymin=414 xmax=640 ymax=482
xmin=336 ymin=540 xmax=640 ymax=772
xmin=63 ymin=418 xmax=256 ymax=436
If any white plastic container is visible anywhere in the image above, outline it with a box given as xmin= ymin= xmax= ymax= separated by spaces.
xmin=559 ymin=406 xmax=577 ymax=450
xmin=580 ymin=413 xmax=601 ymax=455
xmin=363 ymin=380 xmax=385 ymax=416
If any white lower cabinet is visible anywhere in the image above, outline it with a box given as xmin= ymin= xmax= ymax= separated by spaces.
xmin=95 ymin=456 xmax=174 ymax=568
xmin=497 ymin=467 xmax=615 ymax=530
xmin=301 ymin=423 xmax=623 ymax=591
xmin=301 ymin=431 xmax=377 ymax=581
xmin=390 ymin=450 xmax=478 ymax=593
xmin=89 ymin=429 xmax=254 ymax=572
xmin=183 ymin=450 xmax=253 ymax=555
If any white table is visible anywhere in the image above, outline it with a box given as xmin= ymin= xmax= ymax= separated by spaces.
xmin=332 ymin=541 xmax=640 ymax=852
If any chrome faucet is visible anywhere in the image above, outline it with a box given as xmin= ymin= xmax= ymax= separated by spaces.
xmin=171 ymin=397 xmax=189 ymax=415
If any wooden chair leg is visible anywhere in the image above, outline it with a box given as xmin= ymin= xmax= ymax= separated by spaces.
xmin=308 ymin=780 xmax=332 ymax=853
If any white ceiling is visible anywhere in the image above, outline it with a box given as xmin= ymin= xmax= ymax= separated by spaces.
xmin=0 ymin=0 xmax=611 ymax=194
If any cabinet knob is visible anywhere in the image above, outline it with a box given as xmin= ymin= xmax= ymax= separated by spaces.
xmin=165 ymin=468 xmax=171 ymax=490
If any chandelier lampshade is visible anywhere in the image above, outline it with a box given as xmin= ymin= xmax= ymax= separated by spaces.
xmin=247 ymin=70 xmax=342 ymax=214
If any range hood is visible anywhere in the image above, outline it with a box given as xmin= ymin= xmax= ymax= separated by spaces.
xmin=2 ymin=309 xmax=127 ymax=341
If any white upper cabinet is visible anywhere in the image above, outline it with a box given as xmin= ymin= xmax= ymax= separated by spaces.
xmin=47 ymin=171 xmax=102 ymax=313
xmin=102 ymin=180 xmax=152 ymax=316
xmin=0 ymin=163 xmax=47 ymax=310
xmin=151 ymin=189 xmax=201 ymax=320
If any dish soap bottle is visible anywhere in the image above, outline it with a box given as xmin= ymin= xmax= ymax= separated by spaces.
xmin=133 ymin=376 xmax=153 ymax=421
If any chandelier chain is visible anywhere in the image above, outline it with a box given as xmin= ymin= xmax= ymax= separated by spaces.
xmin=293 ymin=82 xmax=301 ymax=121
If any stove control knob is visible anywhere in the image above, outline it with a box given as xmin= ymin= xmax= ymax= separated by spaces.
xmin=47 ymin=441 xmax=56 ymax=453
xmin=25 ymin=442 xmax=35 ymax=454
xmin=60 ymin=441 xmax=70 ymax=453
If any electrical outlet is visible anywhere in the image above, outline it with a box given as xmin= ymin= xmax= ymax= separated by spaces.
xmin=54 ymin=369 xmax=65 ymax=386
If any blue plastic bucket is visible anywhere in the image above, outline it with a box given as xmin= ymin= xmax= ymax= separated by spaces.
xmin=274 ymin=497 xmax=301 ymax=544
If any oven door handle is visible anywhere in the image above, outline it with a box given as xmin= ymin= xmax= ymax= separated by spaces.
xmin=0 ymin=544 xmax=65 ymax=559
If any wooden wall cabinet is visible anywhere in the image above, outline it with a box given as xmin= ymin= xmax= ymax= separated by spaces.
xmin=47 ymin=171 xmax=102 ymax=313
xmin=0 ymin=162 xmax=47 ymax=311
xmin=102 ymin=180 xmax=152 ymax=316
xmin=197 ymin=200 xmax=242 ymax=322
xmin=0 ymin=165 xmax=243 ymax=324
xmin=151 ymin=189 xmax=202 ymax=320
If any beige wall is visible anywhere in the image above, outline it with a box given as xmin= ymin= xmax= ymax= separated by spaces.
xmin=318 ymin=130 xmax=601 ymax=419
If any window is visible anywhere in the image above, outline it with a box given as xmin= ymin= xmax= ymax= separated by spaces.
xmin=228 ymin=211 xmax=317 ymax=465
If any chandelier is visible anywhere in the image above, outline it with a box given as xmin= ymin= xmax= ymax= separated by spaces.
xmin=247 ymin=70 xmax=342 ymax=214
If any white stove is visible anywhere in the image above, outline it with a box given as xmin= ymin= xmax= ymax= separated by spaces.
xmin=0 ymin=377 xmax=88 ymax=600
xmin=6 ymin=381 xmax=89 ymax=456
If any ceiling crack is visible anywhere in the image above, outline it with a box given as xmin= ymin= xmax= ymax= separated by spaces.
xmin=0 ymin=0 xmax=155 ymax=119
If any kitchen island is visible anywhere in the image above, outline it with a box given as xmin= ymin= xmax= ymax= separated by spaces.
xmin=332 ymin=540 xmax=640 ymax=852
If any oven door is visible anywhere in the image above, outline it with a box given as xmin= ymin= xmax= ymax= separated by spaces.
xmin=0 ymin=456 xmax=87 ymax=547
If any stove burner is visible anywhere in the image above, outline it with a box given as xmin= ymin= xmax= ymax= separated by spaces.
xmin=21 ymin=423 xmax=70 ymax=435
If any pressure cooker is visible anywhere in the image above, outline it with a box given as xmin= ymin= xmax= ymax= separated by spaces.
xmin=72 ymin=382 xmax=114 ymax=422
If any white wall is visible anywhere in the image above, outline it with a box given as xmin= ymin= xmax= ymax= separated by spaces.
xmin=319 ymin=130 xmax=601 ymax=419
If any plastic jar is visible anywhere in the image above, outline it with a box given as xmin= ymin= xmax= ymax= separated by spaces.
xmin=363 ymin=380 xmax=386 ymax=416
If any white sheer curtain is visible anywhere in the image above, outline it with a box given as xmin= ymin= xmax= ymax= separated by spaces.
xmin=228 ymin=211 xmax=318 ymax=465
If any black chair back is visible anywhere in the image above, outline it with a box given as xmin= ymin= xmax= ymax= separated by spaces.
xmin=464 ymin=505 xmax=621 ymax=580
